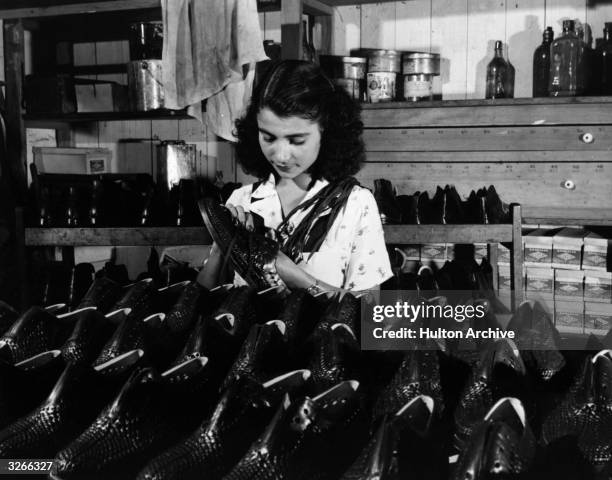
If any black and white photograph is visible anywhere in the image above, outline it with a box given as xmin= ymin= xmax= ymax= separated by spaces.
xmin=0 ymin=0 xmax=611 ymax=478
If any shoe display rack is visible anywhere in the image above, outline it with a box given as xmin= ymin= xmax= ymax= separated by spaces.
xmin=2 ymin=1 xmax=610 ymax=313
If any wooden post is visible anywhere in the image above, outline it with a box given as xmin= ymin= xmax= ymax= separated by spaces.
xmin=281 ymin=0 xmax=303 ymax=60
xmin=510 ymin=203 xmax=524 ymax=312
xmin=15 ymin=206 xmax=28 ymax=309
xmin=3 ymin=20 xmax=27 ymax=204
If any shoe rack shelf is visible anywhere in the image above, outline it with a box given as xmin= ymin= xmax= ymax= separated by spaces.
xmin=383 ymin=204 xmax=524 ymax=312
xmin=23 ymin=227 xmax=212 ymax=246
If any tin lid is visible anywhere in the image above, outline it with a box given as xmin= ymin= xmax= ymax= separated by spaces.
xmin=402 ymin=52 xmax=440 ymax=60
xmin=366 ymin=49 xmax=401 ymax=58
xmin=320 ymin=55 xmax=367 ymax=63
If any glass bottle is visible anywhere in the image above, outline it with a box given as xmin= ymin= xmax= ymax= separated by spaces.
xmin=533 ymin=27 xmax=554 ymax=97
xmin=486 ymin=41 xmax=512 ymax=99
xmin=549 ymin=20 xmax=585 ymax=96
xmin=598 ymin=23 xmax=612 ymax=95
xmin=301 ymin=21 xmax=315 ymax=63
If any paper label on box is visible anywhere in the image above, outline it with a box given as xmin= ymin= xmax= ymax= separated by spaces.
xmin=583 ymin=247 xmax=607 ymax=270
xmin=525 ymin=248 xmax=551 ymax=264
xmin=553 ymin=249 xmax=581 ymax=266
xmin=527 ymin=277 xmax=553 ymax=293
xmin=584 ymin=280 xmax=612 ymax=301
xmin=555 ymin=280 xmax=583 ymax=297
xmin=555 ymin=311 xmax=584 ymax=332
xmin=585 ymin=314 xmax=612 ymax=334
xmin=421 ymin=244 xmax=446 ymax=260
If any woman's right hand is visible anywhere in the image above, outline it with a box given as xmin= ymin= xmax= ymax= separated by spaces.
xmin=226 ymin=204 xmax=255 ymax=231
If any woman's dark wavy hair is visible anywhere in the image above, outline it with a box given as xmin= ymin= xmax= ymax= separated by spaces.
xmin=234 ymin=60 xmax=365 ymax=183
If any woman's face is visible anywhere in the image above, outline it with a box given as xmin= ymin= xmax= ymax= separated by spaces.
xmin=257 ymin=107 xmax=322 ymax=181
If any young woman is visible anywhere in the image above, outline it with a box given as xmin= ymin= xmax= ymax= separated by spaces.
xmin=197 ymin=60 xmax=392 ymax=295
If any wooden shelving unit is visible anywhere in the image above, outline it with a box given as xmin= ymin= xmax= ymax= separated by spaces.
xmin=24 ymin=109 xmax=192 ymax=127
xmin=24 ymin=226 xmax=212 ymax=246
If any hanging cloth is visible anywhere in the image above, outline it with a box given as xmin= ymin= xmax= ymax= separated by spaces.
xmin=161 ymin=0 xmax=268 ymax=138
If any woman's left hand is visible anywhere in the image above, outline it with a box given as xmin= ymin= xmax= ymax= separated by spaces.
xmin=274 ymin=250 xmax=310 ymax=290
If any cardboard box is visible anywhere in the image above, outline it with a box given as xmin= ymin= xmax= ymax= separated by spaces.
xmin=497 ymin=242 xmax=511 ymax=265
xmin=526 ymin=267 xmax=554 ymax=295
xmin=584 ymin=302 xmax=612 ymax=335
xmin=498 ymin=264 xmax=512 ymax=291
xmin=524 ymin=228 xmax=559 ymax=266
xmin=584 ymin=271 xmax=612 ymax=303
xmin=552 ymin=228 xmax=584 ymax=270
xmin=555 ymin=300 xmax=584 ymax=334
xmin=583 ymin=232 xmax=611 ymax=271
xmin=75 ymin=81 xmax=128 ymax=113
xmin=554 ymin=269 xmax=584 ymax=299
xmin=446 ymin=243 xmax=487 ymax=264
xmin=32 ymin=147 xmax=111 ymax=174
xmin=421 ymin=243 xmax=446 ymax=261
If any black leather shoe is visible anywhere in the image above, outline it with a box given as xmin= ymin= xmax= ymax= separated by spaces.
xmin=136 ymin=369 xmax=312 ymax=480
xmin=0 ymin=301 xmax=17 ymax=336
xmin=374 ymin=179 xmax=402 ymax=225
xmin=0 ymin=350 xmax=64 ymax=430
xmin=453 ymin=339 xmax=528 ymax=451
xmin=198 ymin=198 xmax=289 ymax=295
xmin=77 ymin=276 xmax=124 ymax=313
xmin=61 ymin=308 xmax=124 ymax=364
xmin=453 ymin=397 xmax=536 ymax=480
xmin=0 ymin=307 xmax=82 ymax=363
xmin=52 ymin=357 xmax=214 ymax=480
xmin=225 ymin=380 xmax=368 ymax=480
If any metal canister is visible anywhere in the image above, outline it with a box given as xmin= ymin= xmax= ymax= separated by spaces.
xmin=319 ymin=55 xmax=367 ymax=101
xmin=401 ymin=53 xmax=440 ymax=102
xmin=156 ymin=141 xmax=197 ymax=194
xmin=367 ymin=50 xmax=401 ymax=73
xmin=129 ymin=21 xmax=163 ymax=60
xmin=402 ymin=52 xmax=440 ymax=75
xmin=367 ymin=72 xmax=396 ymax=103
xmin=403 ymin=74 xmax=434 ymax=102
xmin=364 ymin=50 xmax=401 ymax=103
xmin=127 ymin=60 xmax=164 ymax=111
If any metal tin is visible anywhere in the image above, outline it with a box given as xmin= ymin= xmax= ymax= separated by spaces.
xmin=403 ymin=73 xmax=434 ymax=102
xmin=402 ymin=52 xmax=441 ymax=75
xmin=365 ymin=50 xmax=401 ymax=73
xmin=157 ymin=141 xmax=197 ymax=194
xmin=367 ymin=72 xmax=396 ymax=103
xmin=319 ymin=55 xmax=367 ymax=80
xmin=334 ymin=78 xmax=366 ymax=102
xmin=129 ymin=21 xmax=163 ymax=60
xmin=127 ymin=60 xmax=164 ymax=111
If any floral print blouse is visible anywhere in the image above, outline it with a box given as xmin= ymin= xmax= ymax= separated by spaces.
xmin=226 ymin=174 xmax=393 ymax=291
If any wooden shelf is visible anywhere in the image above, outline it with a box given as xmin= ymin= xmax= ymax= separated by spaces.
xmin=383 ymin=224 xmax=513 ymax=244
xmin=0 ymin=0 xmax=159 ymax=19
xmin=25 ymin=227 xmax=212 ymax=246
xmin=523 ymin=208 xmax=612 ymax=226
xmin=24 ymin=109 xmax=192 ymax=126
xmin=361 ymin=97 xmax=612 ymax=128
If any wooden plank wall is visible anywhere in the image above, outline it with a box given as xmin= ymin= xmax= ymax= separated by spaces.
xmin=326 ymin=0 xmax=612 ymax=99
xmin=16 ymin=3 xmax=612 ymax=207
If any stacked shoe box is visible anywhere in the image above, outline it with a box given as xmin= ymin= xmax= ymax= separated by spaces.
xmin=582 ymin=231 xmax=612 ymax=335
xmin=519 ymin=227 xmax=558 ymax=325
xmin=552 ymin=228 xmax=585 ymax=334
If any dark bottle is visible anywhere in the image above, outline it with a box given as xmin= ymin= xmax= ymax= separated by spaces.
xmin=486 ymin=41 xmax=513 ymax=99
xmin=598 ymin=23 xmax=612 ymax=94
xmin=65 ymin=186 xmax=79 ymax=227
xmin=533 ymin=27 xmax=554 ymax=97
xmin=549 ymin=20 xmax=585 ymax=96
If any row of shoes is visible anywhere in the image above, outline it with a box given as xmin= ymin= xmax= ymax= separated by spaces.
xmin=0 ymin=274 xmax=611 ymax=479
xmin=29 ymin=174 xmax=242 ymax=228
xmin=373 ymin=179 xmax=512 ymax=225
xmin=29 ymin=248 xmax=198 ymax=308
